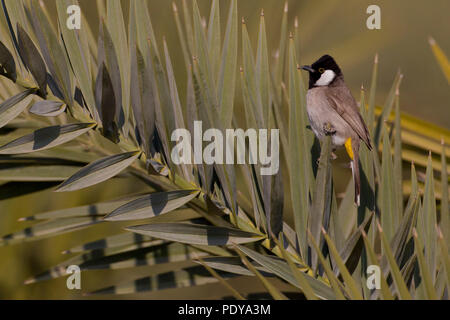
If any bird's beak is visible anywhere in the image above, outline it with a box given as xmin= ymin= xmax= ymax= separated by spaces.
xmin=301 ymin=65 xmax=315 ymax=73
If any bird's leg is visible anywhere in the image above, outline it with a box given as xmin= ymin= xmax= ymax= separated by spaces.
xmin=317 ymin=123 xmax=337 ymax=162
xmin=316 ymin=141 xmax=338 ymax=165
xmin=323 ymin=122 xmax=336 ymax=136
xmin=316 ymin=149 xmax=337 ymax=165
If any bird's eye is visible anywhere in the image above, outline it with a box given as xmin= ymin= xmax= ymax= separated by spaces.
xmin=318 ymin=68 xmax=325 ymax=73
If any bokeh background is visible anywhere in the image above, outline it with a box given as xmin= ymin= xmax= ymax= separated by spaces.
xmin=0 ymin=0 xmax=448 ymax=299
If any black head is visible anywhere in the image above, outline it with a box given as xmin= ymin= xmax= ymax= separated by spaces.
xmin=301 ymin=55 xmax=342 ymax=89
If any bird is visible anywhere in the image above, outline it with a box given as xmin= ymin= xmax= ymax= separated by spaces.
xmin=301 ymin=54 xmax=372 ymax=206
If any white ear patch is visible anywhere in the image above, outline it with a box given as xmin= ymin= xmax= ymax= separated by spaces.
xmin=315 ymin=70 xmax=336 ymax=86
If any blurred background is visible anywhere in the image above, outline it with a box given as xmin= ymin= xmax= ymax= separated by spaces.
xmin=0 ymin=0 xmax=448 ymax=299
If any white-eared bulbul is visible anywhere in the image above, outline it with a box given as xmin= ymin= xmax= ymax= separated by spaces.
xmin=301 ymin=55 xmax=372 ymax=206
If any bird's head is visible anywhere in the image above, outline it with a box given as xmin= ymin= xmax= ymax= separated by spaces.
xmin=301 ymin=55 xmax=342 ymax=88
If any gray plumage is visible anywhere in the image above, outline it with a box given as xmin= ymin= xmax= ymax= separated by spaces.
xmin=302 ymin=55 xmax=372 ymax=206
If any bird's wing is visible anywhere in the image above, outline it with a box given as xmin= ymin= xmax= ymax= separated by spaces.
xmin=326 ymin=85 xmax=372 ymax=150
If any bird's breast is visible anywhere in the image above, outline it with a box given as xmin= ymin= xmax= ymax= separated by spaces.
xmin=306 ymin=88 xmax=353 ymax=147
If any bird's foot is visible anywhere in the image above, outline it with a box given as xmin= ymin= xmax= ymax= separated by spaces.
xmin=323 ymin=122 xmax=336 ymax=136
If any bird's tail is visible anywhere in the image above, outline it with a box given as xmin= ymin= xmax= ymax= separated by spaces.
xmin=345 ymin=137 xmax=360 ymax=206
xmin=351 ymin=156 xmax=361 ymax=207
